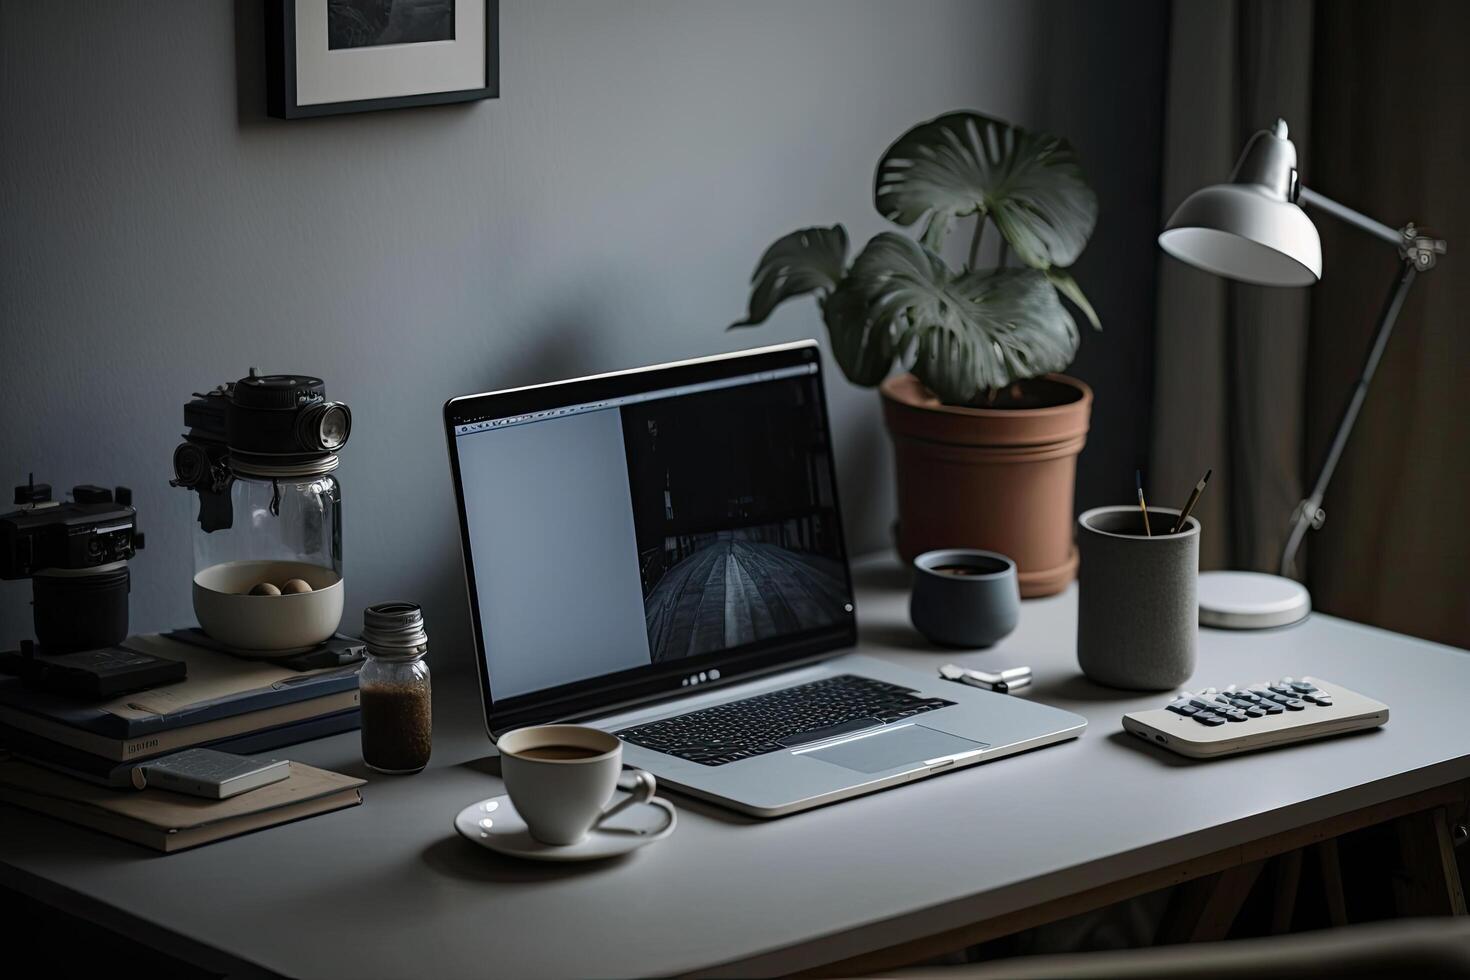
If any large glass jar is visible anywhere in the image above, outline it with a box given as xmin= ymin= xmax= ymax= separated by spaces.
xmin=192 ymin=470 xmax=342 ymax=577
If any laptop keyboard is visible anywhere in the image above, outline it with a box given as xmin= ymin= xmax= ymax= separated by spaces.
xmin=616 ymin=674 xmax=956 ymax=766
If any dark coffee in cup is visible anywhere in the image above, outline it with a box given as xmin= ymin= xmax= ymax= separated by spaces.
xmin=516 ymin=745 xmax=605 ymax=761
xmin=933 ymin=565 xmax=984 ymax=576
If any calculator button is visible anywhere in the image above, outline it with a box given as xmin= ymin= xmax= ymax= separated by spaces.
xmin=1224 ymin=710 xmax=1249 ymax=722
xmin=1281 ymin=698 xmax=1306 ymax=710
xmin=1242 ymin=706 xmax=1265 ymax=718
xmin=1303 ymin=693 xmax=1333 ymax=706
xmin=1290 ymin=681 xmax=1318 ymax=694
xmin=1194 ymin=713 xmax=1225 ymax=726
xmin=1260 ymin=702 xmax=1284 ymax=714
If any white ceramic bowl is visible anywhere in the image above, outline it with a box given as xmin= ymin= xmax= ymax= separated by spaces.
xmin=193 ymin=560 xmax=344 ymax=655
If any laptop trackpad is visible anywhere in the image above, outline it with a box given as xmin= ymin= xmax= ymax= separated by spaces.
xmin=800 ymin=725 xmax=988 ymax=774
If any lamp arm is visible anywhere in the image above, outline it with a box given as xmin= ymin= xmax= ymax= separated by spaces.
xmin=1297 ymin=186 xmax=1403 ymax=248
xmin=1279 ymin=260 xmax=1418 ymax=577
xmin=1298 ymin=185 xmax=1449 ymax=268
xmin=1279 ymin=187 xmax=1448 ymax=578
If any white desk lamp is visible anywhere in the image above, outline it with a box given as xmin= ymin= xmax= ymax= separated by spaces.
xmin=1159 ymin=119 xmax=1446 ymax=629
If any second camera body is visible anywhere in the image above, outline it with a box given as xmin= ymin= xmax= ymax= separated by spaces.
xmin=0 ymin=478 xmax=145 ymax=653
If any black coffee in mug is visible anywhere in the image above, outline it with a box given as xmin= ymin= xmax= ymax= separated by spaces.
xmin=910 ymin=549 xmax=1021 ymax=648
xmin=516 ymin=745 xmax=605 ymax=761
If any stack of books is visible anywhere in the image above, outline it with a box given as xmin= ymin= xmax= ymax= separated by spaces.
xmin=0 ymin=756 xmax=365 ymax=852
xmin=0 ymin=633 xmax=361 ymax=788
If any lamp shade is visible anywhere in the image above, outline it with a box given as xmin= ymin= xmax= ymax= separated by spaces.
xmin=1158 ymin=120 xmax=1322 ymax=287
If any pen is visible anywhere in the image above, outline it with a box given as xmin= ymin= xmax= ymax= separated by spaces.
xmin=1170 ymin=468 xmax=1212 ymax=534
xmin=1136 ymin=469 xmax=1151 ymax=537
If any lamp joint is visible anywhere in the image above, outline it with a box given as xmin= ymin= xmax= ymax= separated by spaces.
xmin=1400 ymin=224 xmax=1448 ymax=270
xmin=1292 ymin=499 xmax=1328 ymax=532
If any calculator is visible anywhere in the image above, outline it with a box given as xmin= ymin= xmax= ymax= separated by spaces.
xmin=1122 ymin=677 xmax=1388 ymax=759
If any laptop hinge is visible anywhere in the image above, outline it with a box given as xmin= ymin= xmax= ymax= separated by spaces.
xmin=488 ymin=645 xmax=845 ymax=739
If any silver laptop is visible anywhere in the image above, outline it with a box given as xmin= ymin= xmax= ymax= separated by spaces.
xmin=444 ymin=341 xmax=1085 ymax=817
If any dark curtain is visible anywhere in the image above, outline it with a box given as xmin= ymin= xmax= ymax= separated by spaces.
xmin=1153 ymin=0 xmax=1468 ymax=647
xmin=1151 ymin=0 xmax=1315 ymax=574
xmin=1306 ymin=0 xmax=1470 ymax=648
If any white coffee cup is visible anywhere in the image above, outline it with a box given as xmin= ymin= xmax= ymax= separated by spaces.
xmin=497 ymin=724 xmax=656 ymax=846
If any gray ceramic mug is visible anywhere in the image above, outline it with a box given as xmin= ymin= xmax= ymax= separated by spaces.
xmin=1076 ymin=506 xmax=1199 ymax=690
xmin=910 ymin=549 xmax=1020 ymax=648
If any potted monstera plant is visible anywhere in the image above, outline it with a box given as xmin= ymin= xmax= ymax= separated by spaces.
xmin=731 ymin=111 xmax=1099 ymax=597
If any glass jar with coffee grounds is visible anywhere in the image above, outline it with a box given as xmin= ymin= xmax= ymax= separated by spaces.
xmin=359 ymin=602 xmax=432 ymax=774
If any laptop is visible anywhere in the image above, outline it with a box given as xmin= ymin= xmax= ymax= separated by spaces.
xmin=444 ymin=341 xmax=1086 ymax=817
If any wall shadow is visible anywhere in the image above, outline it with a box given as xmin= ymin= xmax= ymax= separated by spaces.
xmin=233 ymin=0 xmax=268 ymax=127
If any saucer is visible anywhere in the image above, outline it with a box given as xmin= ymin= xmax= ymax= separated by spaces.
xmin=453 ymin=793 xmax=677 ymax=862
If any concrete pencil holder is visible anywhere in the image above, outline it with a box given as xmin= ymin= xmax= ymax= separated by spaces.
xmin=1076 ymin=505 xmax=1199 ymax=690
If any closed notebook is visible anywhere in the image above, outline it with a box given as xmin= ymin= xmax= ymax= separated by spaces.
xmin=0 ymin=709 xmax=362 ymax=787
xmin=0 ymin=756 xmax=365 ymax=853
xmin=0 ymin=688 xmax=361 ymax=761
xmin=0 ymin=633 xmax=362 ymax=740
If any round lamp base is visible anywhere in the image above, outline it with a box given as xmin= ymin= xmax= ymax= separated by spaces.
xmin=1198 ymin=571 xmax=1311 ymax=630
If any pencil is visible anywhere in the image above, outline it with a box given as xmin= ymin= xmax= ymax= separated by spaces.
xmin=1136 ymin=469 xmax=1151 ymax=537
xmin=1170 ymin=468 xmax=1212 ymax=534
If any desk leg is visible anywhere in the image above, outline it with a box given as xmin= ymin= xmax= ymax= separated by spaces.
xmin=1271 ymin=849 xmax=1303 ymax=934
xmin=797 ymin=783 xmax=1469 ymax=978
xmin=1315 ymin=838 xmax=1349 ymax=927
xmin=1156 ymin=860 xmax=1265 ymax=944
xmin=1394 ymin=806 xmax=1468 ymax=917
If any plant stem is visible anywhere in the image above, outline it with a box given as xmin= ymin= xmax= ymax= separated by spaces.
xmin=968 ymin=216 xmax=986 ymax=271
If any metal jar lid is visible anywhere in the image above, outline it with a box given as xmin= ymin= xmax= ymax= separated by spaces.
xmin=361 ymin=601 xmax=429 ymax=659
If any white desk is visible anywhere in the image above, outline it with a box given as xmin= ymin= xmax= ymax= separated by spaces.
xmin=2 ymin=555 xmax=1468 ymax=978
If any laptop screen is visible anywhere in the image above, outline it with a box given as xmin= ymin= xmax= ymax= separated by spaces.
xmin=445 ymin=342 xmax=856 ymax=733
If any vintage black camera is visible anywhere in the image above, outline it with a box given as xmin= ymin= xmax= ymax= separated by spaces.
xmin=172 ymin=369 xmax=352 ymax=532
xmin=1 ymin=476 xmax=145 ymax=653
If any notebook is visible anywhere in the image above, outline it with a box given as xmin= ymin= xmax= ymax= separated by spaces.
xmin=0 ymin=756 xmax=365 ymax=853
xmin=0 ymin=633 xmax=362 ymax=740
xmin=0 ymin=688 xmax=361 ymax=761
xmin=0 ymin=633 xmax=362 ymax=761
xmin=0 ymin=709 xmax=361 ymax=787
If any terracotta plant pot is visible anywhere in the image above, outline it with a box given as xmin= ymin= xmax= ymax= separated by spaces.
xmin=880 ymin=373 xmax=1092 ymax=598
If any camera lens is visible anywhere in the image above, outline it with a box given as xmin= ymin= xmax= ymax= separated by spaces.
xmin=296 ymin=402 xmax=352 ymax=453
xmin=32 ymin=566 xmax=130 ymax=653
xmin=172 ymin=442 xmax=213 ymax=489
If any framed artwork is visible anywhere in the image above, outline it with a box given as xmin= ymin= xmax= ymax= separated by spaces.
xmin=267 ymin=0 xmax=499 ymax=118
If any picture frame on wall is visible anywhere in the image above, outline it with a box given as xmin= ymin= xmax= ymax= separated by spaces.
xmin=267 ymin=0 xmax=499 ymax=118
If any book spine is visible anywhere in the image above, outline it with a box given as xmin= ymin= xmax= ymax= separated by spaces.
xmin=1 ymin=710 xmax=361 ymax=788
xmin=0 ymin=690 xmax=361 ymax=761
xmin=0 ymin=669 xmax=361 ymax=739
xmin=114 ymin=671 xmax=362 ymax=738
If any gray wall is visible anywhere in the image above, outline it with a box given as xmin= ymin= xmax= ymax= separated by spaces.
xmin=0 ymin=0 xmax=1165 ymax=664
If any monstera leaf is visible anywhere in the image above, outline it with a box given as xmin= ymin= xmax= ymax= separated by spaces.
xmin=730 ymin=225 xmax=849 ymax=327
xmin=827 ymin=233 xmax=1077 ymax=403
xmin=820 ymin=278 xmax=895 ymax=387
xmin=727 ymin=111 xmax=1099 ymax=403
xmin=875 ymin=111 xmax=1100 ymax=328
